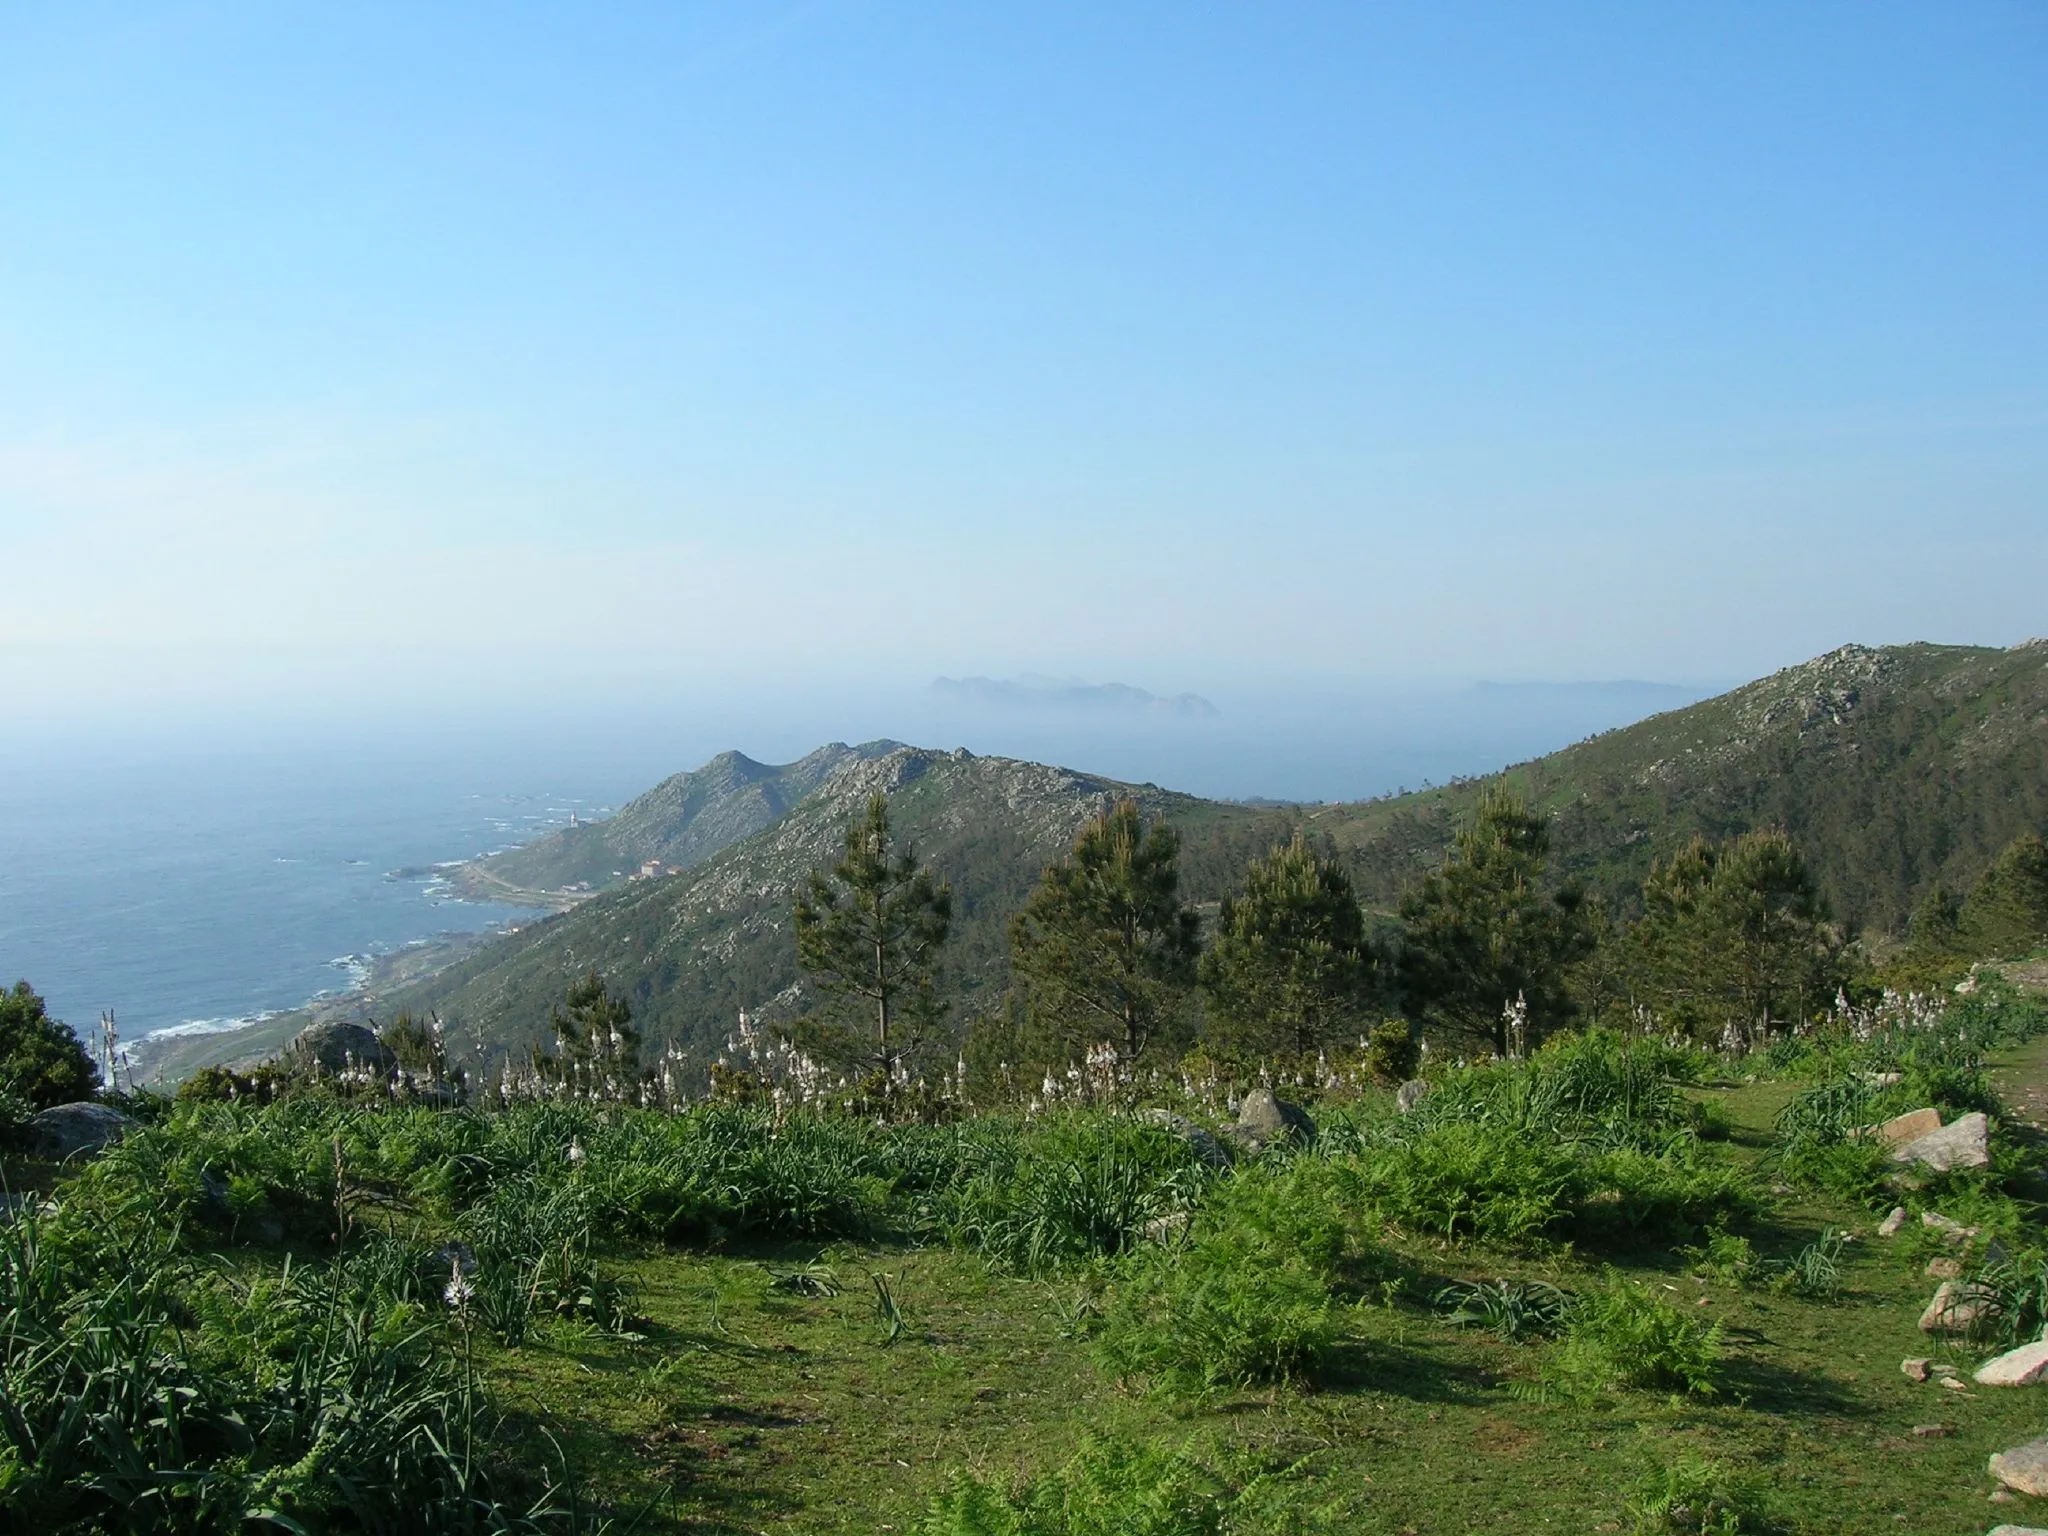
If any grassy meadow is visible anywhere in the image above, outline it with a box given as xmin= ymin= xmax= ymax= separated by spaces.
xmin=6 ymin=982 xmax=2048 ymax=1534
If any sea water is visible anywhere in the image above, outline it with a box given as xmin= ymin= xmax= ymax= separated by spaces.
xmin=0 ymin=741 xmax=621 ymax=1047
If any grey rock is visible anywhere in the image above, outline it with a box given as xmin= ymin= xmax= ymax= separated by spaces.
xmin=1909 ymin=1423 xmax=1952 ymax=1437
xmin=1901 ymin=1357 xmax=1931 ymax=1382
xmin=1991 ymin=1437 xmax=2048 ymax=1497
xmin=1136 ymin=1109 xmax=1231 ymax=1168
xmin=1877 ymin=1205 xmax=1907 ymax=1237
xmin=290 ymin=1020 xmax=395 ymax=1076
xmin=1892 ymin=1112 xmax=1990 ymax=1173
xmin=1395 ymin=1080 xmax=1431 ymax=1114
xmin=1865 ymin=1106 xmax=1941 ymax=1146
xmin=1230 ymin=1089 xmax=1315 ymax=1152
xmin=1987 ymin=1525 xmax=2048 ymax=1535
xmin=1920 ymin=1280 xmax=1996 ymax=1335
xmin=27 ymin=1102 xmax=137 ymax=1160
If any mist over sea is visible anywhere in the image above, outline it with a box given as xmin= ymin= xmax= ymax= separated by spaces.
xmin=0 ymin=677 xmax=1711 ymax=1051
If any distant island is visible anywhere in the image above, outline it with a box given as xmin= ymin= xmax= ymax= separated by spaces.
xmin=930 ymin=674 xmax=1219 ymax=719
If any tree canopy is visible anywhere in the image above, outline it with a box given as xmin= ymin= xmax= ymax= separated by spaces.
xmin=793 ymin=792 xmax=954 ymax=1080
xmin=1199 ymin=834 xmax=1379 ymax=1061
xmin=0 ymin=981 xmax=98 ymax=1110
xmin=1396 ymin=787 xmax=1594 ymax=1056
xmin=1010 ymin=799 xmax=1199 ymax=1062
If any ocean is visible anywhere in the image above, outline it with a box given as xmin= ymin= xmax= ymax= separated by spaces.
xmin=0 ymin=741 xmax=625 ymax=1050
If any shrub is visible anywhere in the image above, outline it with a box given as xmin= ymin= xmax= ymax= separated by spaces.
xmin=1333 ymin=1121 xmax=1574 ymax=1243
xmin=1623 ymin=1452 xmax=1778 ymax=1535
xmin=1361 ymin=1020 xmax=1420 ymax=1085
xmin=935 ymin=1115 xmax=1210 ymax=1273
xmin=1095 ymin=1163 xmax=1353 ymax=1395
xmin=1538 ymin=1273 xmax=1723 ymax=1402
xmin=917 ymin=1438 xmax=1303 ymax=1536
xmin=0 ymin=980 xmax=97 ymax=1111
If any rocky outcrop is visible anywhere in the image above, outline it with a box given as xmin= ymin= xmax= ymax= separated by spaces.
xmin=1229 ymin=1089 xmax=1315 ymax=1153
xmin=1892 ymin=1112 xmax=1990 ymax=1173
xmin=27 ymin=1102 xmax=137 ymax=1160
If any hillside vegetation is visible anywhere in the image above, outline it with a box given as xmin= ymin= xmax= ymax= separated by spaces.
xmin=1312 ymin=641 xmax=2048 ymax=933
xmin=452 ymin=741 xmax=906 ymax=900
xmin=385 ymin=641 xmax=2046 ymax=1077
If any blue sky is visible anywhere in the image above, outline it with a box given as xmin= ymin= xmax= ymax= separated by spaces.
xmin=2 ymin=2 xmax=2044 ymax=729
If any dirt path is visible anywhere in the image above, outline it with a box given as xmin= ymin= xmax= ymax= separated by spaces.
xmin=1988 ymin=960 xmax=2048 ymax=1129
xmin=1993 ymin=1033 xmax=2048 ymax=1130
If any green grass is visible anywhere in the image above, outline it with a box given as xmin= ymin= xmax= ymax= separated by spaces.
xmin=10 ymin=1016 xmax=2048 ymax=1533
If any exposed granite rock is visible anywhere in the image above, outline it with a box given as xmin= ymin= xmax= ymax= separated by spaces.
xmin=27 ymin=1102 xmax=137 ymax=1160
xmin=1229 ymin=1089 xmax=1315 ymax=1152
xmin=1978 ymin=1342 xmax=2048 ymax=1388
xmin=1893 ymin=1112 xmax=1990 ymax=1173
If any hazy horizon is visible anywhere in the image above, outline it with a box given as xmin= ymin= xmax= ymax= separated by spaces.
xmin=4 ymin=4 xmax=2044 ymax=725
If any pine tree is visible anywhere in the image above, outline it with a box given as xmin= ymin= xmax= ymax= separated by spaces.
xmin=1957 ymin=833 xmax=2048 ymax=959
xmin=1397 ymin=787 xmax=1594 ymax=1056
xmin=1199 ymin=834 xmax=1378 ymax=1061
xmin=1010 ymin=799 xmax=1199 ymax=1063
xmin=793 ymin=793 xmax=954 ymax=1080
xmin=1628 ymin=829 xmax=1843 ymax=1042
xmin=534 ymin=970 xmax=642 ymax=1094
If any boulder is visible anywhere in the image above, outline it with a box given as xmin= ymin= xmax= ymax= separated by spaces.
xmin=1877 ymin=1206 xmax=1908 ymax=1237
xmin=1978 ymin=1342 xmax=2048 ymax=1387
xmin=1987 ymin=1526 xmax=2048 ymax=1536
xmin=1919 ymin=1280 xmax=1996 ymax=1335
xmin=1864 ymin=1107 xmax=1941 ymax=1146
xmin=27 ymin=1102 xmax=137 ymax=1160
xmin=1229 ymin=1089 xmax=1315 ymax=1152
xmin=1136 ymin=1110 xmax=1231 ymax=1168
xmin=1892 ymin=1112 xmax=1990 ymax=1173
xmin=1395 ymin=1080 xmax=1431 ymax=1114
xmin=1902 ymin=1357 xmax=1931 ymax=1382
xmin=1923 ymin=1210 xmax=1980 ymax=1244
xmin=1991 ymin=1438 xmax=2048 ymax=1498
xmin=290 ymin=1019 xmax=395 ymax=1076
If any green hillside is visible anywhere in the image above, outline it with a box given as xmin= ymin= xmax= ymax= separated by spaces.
xmin=450 ymin=740 xmax=905 ymax=901
xmin=1309 ymin=640 xmax=2048 ymax=934
xmin=151 ymin=641 xmax=2045 ymax=1083
xmin=410 ymin=747 xmax=1292 ymax=1073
